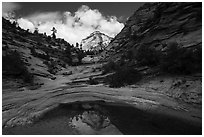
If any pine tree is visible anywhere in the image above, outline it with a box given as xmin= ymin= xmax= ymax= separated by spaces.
xmin=76 ymin=42 xmax=79 ymax=48
xmin=51 ymin=27 xmax=57 ymax=39
xmin=65 ymin=43 xmax=72 ymax=64
xmin=34 ymin=27 xmax=39 ymax=34
xmin=80 ymin=44 xmax=83 ymax=50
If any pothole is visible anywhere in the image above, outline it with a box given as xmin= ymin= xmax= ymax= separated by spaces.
xmin=2 ymin=101 xmax=201 ymax=135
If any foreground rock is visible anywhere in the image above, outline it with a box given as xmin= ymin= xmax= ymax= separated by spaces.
xmin=2 ymin=67 xmax=201 ymax=132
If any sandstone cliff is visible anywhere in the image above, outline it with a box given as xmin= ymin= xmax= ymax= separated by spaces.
xmin=101 ymin=3 xmax=201 ymax=62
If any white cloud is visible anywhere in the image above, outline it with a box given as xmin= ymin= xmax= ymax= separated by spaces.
xmin=17 ymin=5 xmax=124 ymax=44
xmin=75 ymin=5 xmax=102 ymax=27
xmin=25 ymin=12 xmax=62 ymax=26
xmin=17 ymin=18 xmax=35 ymax=32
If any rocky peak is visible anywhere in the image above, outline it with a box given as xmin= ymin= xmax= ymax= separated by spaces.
xmin=81 ymin=31 xmax=113 ymax=51
xmin=90 ymin=31 xmax=102 ymax=35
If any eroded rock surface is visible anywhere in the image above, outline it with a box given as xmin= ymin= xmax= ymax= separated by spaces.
xmin=101 ymin=3 xmax=201 ymax=61
xmin=2 ymin=66 xmax=202 ymax=130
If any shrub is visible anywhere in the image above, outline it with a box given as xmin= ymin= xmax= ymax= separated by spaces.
xmin=2 ymin=45 xmax=9 ymax=50
xmin=3 ymin=50 xmax=33 ymax=83
xmin=37 ymin=42 xmax=43 ymax=47
xmin=102 ymin=60 xmax=118 ymax=74
xmin=87 ymin=77 xmax=99 ymax=85
xmin=47 ymin=62 xmax=58 ymax=75
xmin=63 ymin=57 xmax=72 ymax=65
xmin=30 ymin=46 xmax=50 ymax=60
xmin=135 ymin=42 xmax=202 ymax=75
xmin=126 ymin=50 xmax=134 ymax=61
xmin=22 ymin=70 xmax=34 ymax=83
xmin=161 ymin=42 xmax=202 ymax=74
xmin=136 ymin=44 xmax=161 ymax=67
xmin=38 ymin=53 xmax=50 ymax=60
xmin=104 ymin=67 xmax=142 ymax=88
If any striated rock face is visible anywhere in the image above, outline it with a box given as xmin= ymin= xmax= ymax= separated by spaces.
xmin=81 ymin=31 xmax=112 ymax=51
xmin=101 ymin=2 xmax=202 ymax=61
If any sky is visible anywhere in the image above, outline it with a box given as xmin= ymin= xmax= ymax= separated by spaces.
xmin=2 ymin=2 xmax=144 ymax=44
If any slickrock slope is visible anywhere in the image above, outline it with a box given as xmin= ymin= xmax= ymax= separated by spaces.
xmin=81 ymin=31 xmax=112 ymax=51
xmin=2 ymin=17 xmax=84 ymax=89
xmin=2 ymin=64 xmax=202 ymax=130
xmin=2 ymin=18 xmax=54 ymax=88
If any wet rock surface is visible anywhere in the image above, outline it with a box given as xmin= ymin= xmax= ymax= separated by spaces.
xmin=3 ymin=102 xmax=201 ymax=135
xmin=2 ymin=64 xmax=202 ymax=135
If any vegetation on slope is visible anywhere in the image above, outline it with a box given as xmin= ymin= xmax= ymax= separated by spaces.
xmin=2 ymin=50 xmax=34 ymax=83
xmin=101 ymin=2 xmax=202 ymax=88
xmin=102 ymin=41 xmax=202 ymax=88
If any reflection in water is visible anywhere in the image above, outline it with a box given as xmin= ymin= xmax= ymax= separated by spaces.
xmin=2 ymin=102 xmax=202 ymax=135
xmin=69 ymin=110 xmax=122 ymax=134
